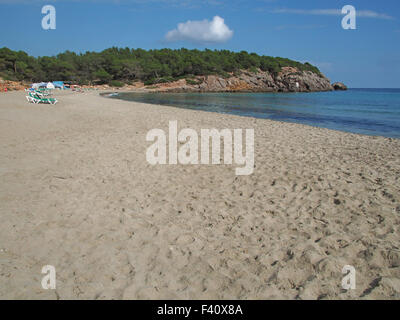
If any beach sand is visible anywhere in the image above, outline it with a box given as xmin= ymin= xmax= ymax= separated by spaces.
xmin=0 ymin=90 xmax=399 ymax=299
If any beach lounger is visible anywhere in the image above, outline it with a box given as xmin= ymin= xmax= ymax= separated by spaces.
xmin=26 ymin=94 xmax=40 ymax=104
xmin=34 ymin=90 xmax=51 ymax=97
xmin=28 ymin=92 xmax=58 ymax=105
xmin=40 ymin=97 xmax=58 ymax=105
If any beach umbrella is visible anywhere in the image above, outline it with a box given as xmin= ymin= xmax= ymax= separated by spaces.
xmin=53 ymin=81 xmax=64 ymax=89
xmin=47 ymin=82 xmax=55 ymax=89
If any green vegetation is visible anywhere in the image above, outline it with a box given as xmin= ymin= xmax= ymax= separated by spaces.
xmin=109 ymin=80 xmax=125 ymax=87
xmin=0 ymin=47 xmax=321 ymax=85
xmin=186 ymin=78 xmax=203 ymax=85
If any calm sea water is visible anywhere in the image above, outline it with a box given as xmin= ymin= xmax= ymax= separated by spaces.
xmin=109 ymin=89 xmax=400 ymax=138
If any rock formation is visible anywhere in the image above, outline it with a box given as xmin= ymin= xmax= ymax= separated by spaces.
xmin=332 ymin=82 xmax=348 ymax=91
xmin=0 ymin=78 xmax=28 ymax=91
xmin=149 ymin=67 xmax=334 ymax=93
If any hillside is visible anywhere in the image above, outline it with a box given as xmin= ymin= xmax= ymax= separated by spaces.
xmin=0 ymin=47 xmax=332 ymax=92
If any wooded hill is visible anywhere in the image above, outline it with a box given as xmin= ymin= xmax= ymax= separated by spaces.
xmin=0 ymin=47 xmax=321 ymax=86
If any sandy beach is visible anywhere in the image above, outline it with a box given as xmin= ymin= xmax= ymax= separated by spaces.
xmin=0 ymin=90 xmax=399 ymax=300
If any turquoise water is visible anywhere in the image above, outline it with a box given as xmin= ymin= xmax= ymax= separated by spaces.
xmin=109 ymin=89 xmax=400 ymax=138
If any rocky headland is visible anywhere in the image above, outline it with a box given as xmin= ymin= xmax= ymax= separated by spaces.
xmin=146 ymin=67 xmax=335 ymax=93
xmin=1 ymin=68 xmax=346 ymax=94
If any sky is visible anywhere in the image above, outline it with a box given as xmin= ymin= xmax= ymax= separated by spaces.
xmin=0 ymin=0 xmax=399 ymax=87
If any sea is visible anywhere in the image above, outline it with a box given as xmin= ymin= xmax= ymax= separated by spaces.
xmin=108 ymin=88 xmax=400 ymax=139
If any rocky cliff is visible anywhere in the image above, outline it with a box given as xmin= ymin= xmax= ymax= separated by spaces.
xmin=0 ymin=67 xmax=337 ymax=93
xmin=150 ymin=67 xmax=334 ymax=93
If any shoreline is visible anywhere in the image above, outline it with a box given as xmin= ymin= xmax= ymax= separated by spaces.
xmin=101 ymin=90 xmax=400 ymax=140
xmin=1 ymin=90 xmax=399 ymax=299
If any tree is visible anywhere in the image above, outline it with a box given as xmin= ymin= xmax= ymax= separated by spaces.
xmin=94 ymin=69 xmax=112 ymax=84
xmin=0 ymin=47 xmax=321 ymax=85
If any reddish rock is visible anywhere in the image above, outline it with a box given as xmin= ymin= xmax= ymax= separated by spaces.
xmin=145 ymin=68 xmax=334 ymax=93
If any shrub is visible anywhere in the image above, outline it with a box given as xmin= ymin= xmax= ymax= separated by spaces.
xmin=109 ymin=80 xmax=125 ymax=87
xmin=144 ymin=79 xmax=156 ymax=86
xmin=248 ymin=66 xmax=259 ymax=74
xmin=186 ymin=78 xmax=202 ymax=85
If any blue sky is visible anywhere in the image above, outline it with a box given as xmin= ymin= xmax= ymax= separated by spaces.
xmin=0 ymin=0 xmax=399 ymax=87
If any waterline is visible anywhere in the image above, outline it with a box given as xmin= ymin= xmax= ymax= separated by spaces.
xmin=108 ymin=89 xmax=400 ymax=139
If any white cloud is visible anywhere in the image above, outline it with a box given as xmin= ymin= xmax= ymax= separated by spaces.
xmin=272 ymin=8 xmax=394 ymax=20
xmin=165 ymin=15 xmax=233 ymax=43
xmin=357 ymin=10 xmax=394 ymax=20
